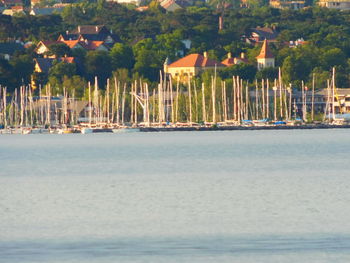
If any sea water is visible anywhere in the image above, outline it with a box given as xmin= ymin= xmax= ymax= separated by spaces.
xmin=1 ymin=130 xmax=350 ymax=262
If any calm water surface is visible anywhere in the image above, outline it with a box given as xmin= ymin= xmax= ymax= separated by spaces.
xmin=1 ymin=130 xmax=350 ymax=262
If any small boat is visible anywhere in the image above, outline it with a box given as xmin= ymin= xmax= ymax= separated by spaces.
xmin=57 ymin=128 xmax=73 ymax=134
xmin=81 ymin=127 xmax=94 ymax=134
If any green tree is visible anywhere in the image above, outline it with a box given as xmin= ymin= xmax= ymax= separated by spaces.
xmin=47 ymin=43 xmax=71 ymax=58
xmin=10 ymin=54 xmax=34 ymax=86
xmin=85 ymin=51 xmax=112 ymax=87
xmin=110 ymin=43 xmax=134 ymax=70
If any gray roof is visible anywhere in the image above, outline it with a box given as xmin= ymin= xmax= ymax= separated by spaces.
xmin=30 ymin=7 xmax=64 ymax=15
xmin=251 ymin=27 xmax=279 ymax=40
xmin=35 ymin=58 xmax=55 ymax=73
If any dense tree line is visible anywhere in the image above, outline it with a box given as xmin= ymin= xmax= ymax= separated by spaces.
xmin=1 ymin=1 xmax=350 ymax=95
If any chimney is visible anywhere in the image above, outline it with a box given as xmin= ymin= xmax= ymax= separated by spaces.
xmin=78 ymin=26 xmax=81 ymax=33
xmin=203 ymin=51 xmax=208 ymax=58
xmin=96 ymin=26 xmax=98 ymax=32
xmin=228 ymin=52 xmax=232 ymax=59
xmin=66 ymin=30 xmax=69 ymax=35
xmin=240 ymin=52 xmax=245 ymax=59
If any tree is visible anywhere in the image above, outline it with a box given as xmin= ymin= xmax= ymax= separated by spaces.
xmin=220 ymin=63 xmax=257 ymax=81
xmin=321 ymin=48 xmax=347 ymax=70
xmin=0 ymin=58 xmax=15 ymax=90
xmin=47 ymin=43 xmax=71 ymax=58
xmin=48 ymin=61 xmax=77 ymax=94
xmin=10 ymin=54 xmax=34 ymax=86
xmin=62 ymin=75 xmax=87 ymax=98
xmin=110 ymin=43 xmax=134 ymax=70
xmin=85 ymin=51 xmax=112 ymax=88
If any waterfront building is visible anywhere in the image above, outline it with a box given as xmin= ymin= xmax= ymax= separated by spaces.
xmin=164 ymin=52 xmax=225 ymax=82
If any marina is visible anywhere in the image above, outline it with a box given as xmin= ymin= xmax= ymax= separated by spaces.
xmin=1 ymin=68 xmax=350 ymax=134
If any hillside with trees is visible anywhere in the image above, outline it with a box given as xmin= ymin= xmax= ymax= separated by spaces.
xmin=1 ymin=1 xmax=350 ymax=95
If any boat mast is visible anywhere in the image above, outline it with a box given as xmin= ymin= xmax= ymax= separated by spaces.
xmin=201 ymin=82 xmax=206 ymax=123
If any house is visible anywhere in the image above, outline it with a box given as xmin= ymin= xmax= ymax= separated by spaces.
xmin=269 ymin=0 xmax=305 ymax=9
xmin=164 ymin=52 xmax=225 ymax=81
xmin=35 ymin=41 xmax=60 ymax=56
xmin=245 ymin=27 xmax=279 ymax=45
xmin=34 ymin=57 xmax=55 ymax=74
xmin=35 ymin=39 xmax=109 ymax=57
xmin=160 ymin=0 xmax=186 ymax=11
xmin=2 ymin=5 xmax=25 ymax=15
xmin=221 ymin=52 xmax=248 ymax=67
xmin=34 ymin=57 xmax=77 ymax=74
xmin=256 ymin=40 xmax=275 ymax=70
xmin=315 ymin=88 xmax=350 ymax=114
xmin=57 ymin=25 xmax=120 ymax=48
xmin=287 ymin=38 xmax=308 ymax=48
xmin=62 ymin=39 xmax=109 ymax=51
xmin=106 ymin=0 xmax=142 ymax=6
xmin=29 ymin=7 xmax=64 ymax=16
xmin=318 ymin=0 xmax=350 ymax=10
xmin=0 ymin=42 xmax=25 ymax=60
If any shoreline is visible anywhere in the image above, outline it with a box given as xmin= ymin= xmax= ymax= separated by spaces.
xmin=1 ymin=123 xmax=350 ymax=134
xmin=139 ymin=124 xmax=350 ymax=132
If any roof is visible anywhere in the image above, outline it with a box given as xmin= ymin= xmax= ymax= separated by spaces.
xmin=71 ymin=25 xmax=108 ymax=35
xmin=35 ymin=57 xmax=76 ymax=73
xmin=168 ymin=53 xmax=225 ymax=68
xmin=256 ymin=40 xmax=274 ymax=59
xmin=251 ymin=27 xmax=278 ymax=41
xmin=221 ymin=57 xmax=235 ymax=66
xmin=0 ymin=42 xmax=24 ymax=55
xmin=30 ymin=7 xmax=64 ymax=15
xmin=59 ymin=26 xmax=120 ymax=43
xmin=135 ymin=5 xmax=149 ymax=11
xmin=35 ymin=58 xmax=54 ymax=73
xmin=160 ymin=0 xmax=190 ymax=9
xmin=80 ymin=40 xmax=105 ymax=50
xmin=316 ymin=88 xmax=350 ymax=96
xmin=60 ymin=56 xmax=75 ymax=63
xmin=62 ymin=40 xmax=81 ymax=49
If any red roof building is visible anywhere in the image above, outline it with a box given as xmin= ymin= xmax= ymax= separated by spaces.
xmin=165 ymin=53 xmax=225 ymax=82
xmin=221 ymin=52 xmax=248 ymax=67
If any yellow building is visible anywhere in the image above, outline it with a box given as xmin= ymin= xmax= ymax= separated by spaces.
xmin=164 ymin=52 xmax=225 ymax=82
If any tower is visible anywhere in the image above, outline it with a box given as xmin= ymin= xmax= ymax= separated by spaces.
xmin=256 ymin=39 xmax=275 ymax=70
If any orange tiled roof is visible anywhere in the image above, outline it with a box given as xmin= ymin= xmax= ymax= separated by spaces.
xmin=61 ymin=40 xmax=105 ymax=50
xmin=168 ymin=53 xmax=225 ymax=68
xmin=221 ymin=57 xmax=235 ymax=66
xmin=61 ymin=57 xmax=75 ymax=63
xmin=256 ymin=40 xmax=274 ymax=59
xmin=62 ymin=40 xmax=80 ymax=48
xmin=80 ymin=40 xmax=104 ymax=50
